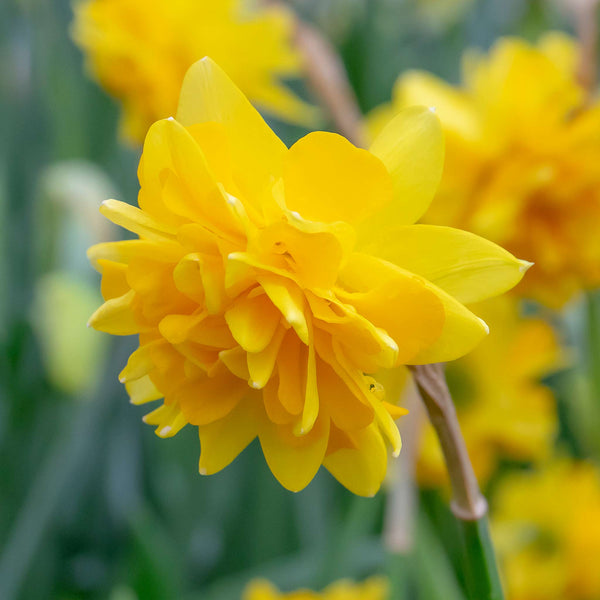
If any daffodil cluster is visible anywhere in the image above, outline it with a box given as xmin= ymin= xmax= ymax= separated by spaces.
xmin=89 ymin=57 xmax=528 ymax=496
xmin=73 ymin=0 xmax=316 ymax=143
xmin=417 ymin=297 xmax=561 ymax=487
xmin=493 ymin=459 xmax=600 ymax=600
xmin=243 ymin=578 xmax=387 ymax=600
xmin=370 ymin=33 xmax=600 ymax=307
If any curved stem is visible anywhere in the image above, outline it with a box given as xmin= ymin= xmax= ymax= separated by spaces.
xmin=410 ymin=364 xmax=504 ymax=600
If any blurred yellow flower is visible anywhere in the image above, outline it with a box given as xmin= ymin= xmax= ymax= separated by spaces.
xmin=73 ymin=0 xmax=316 ymax=143
xmin=88 ymin=57 xmax=528 ymax=495
xmin=417 ymin=297 xmax=561 ymax=487
xmin=370 ymin=33 xmax=600 ymax=307
xmin=492 ymin=458 xmax=600 ymax=600
xmin=243 ymin=577 xmax=387 ymax=600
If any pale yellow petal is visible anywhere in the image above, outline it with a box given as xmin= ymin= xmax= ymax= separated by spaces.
xmin=283 ymin=131 xmax=392 ymax=224
xmin=360 ymin=224 xmax=531 ymax=304
xmin=364 ymin=106 xmax=444 ymax=230
xmin=176 ymin=57 xmax=286 ymax=205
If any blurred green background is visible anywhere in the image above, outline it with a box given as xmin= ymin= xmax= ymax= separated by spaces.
xmin=0 ymin=1 xmax=592 ymax=599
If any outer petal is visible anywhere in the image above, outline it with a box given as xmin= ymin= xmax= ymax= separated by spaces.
xmin=324 ymin=423 xmax=388 ymax=497
xmin=361 ymin=106 xmax=444 ymax=233
xmin=198 ymin=397 xmax=261 ymax=475
xmin=360 ymin=224 xmax=531 ymax=304
xmin=176 ymin=57 xmax=286 ymax=205
xmin=340 ymin=254 xmax=489 ymax=364
xmin=258 ymin=412 xmax=329 ymax=492
xmin=87 ymin=290 xmax=140 ymax=335
xmin=99 ymin=200 xmax=177 ymax=241
xmin=283 ymin=131 xmax=392 ymax=224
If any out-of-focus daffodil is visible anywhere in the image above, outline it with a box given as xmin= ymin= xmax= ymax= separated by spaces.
xmin=370 ymin=33 xmax=600 ymax=307
xmin=417 ymin=297 xmax=562 ymax=487
xmin=492 ymin=458 xmax=600 ymax=600
xmin=72 ymin=0 xmax=317 ymax=143
xmin=243 ymin=578 xmax=388 ymax=600
xmin=88 ymin=58 xmax=528 ymax=495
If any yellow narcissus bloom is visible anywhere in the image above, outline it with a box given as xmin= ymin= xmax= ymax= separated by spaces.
xmin=73 ymin=0 xmax=316 ymax=143
xmin=243 ymin=578 xmax=387 ymax=600
xmin=88 ymin=57 xmax=529 ymax=496
xmin=417 ymin=297 xmax=561 ymax=487
xmin=492 ymin=459 xmax=600 ymax=600
xmin=370 ymin=33 xmax=600 ymax=307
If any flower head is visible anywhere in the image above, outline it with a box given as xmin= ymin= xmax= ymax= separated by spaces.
xmin=370 ymin=33 xmax=600 ymax=307
xmin=243 ymin=578 xmax=387 ymax=600
xmin=492 ymin=459 xmax=600 ymax=600
xmin=88 ymin=57 xmax=528 ymax=495
xmin=417 ymin=297 xmax=562 ymax=487
xmin=72 ymin=0 xmax=316 ymax=143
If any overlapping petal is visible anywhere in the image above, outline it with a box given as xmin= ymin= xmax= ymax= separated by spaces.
xmin=89 ymin=57 xmax=528 ymax=496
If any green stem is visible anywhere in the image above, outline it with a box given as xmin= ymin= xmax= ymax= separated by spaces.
xmin=457 ymin=516 xmax=504 ymax=600
xmin=587 ymin=292 xmax=600 ymax=405
xmin=410 ymin=364 xmax=505 ymax=600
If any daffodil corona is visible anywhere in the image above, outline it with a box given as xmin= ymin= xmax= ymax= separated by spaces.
xmin=73 ymin=0 xmax=316 ymax=143
xmin=370 ymin=34 xmax=600 ymax=307
xmin=243 ymin=578 xmax=387 ymax=600
xmin=88 ymin=58 xmax=528 ymax=495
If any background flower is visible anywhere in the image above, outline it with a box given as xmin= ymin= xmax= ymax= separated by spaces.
xmin=244 ymin=577 xmax=387 ymax=599
xmin=492 ymin=458 xmax=600 ymax=600
xmin=72 ymin=0 xmax=318 ymax=143
xmin=370 ymin=33 xmax=600 ymax=307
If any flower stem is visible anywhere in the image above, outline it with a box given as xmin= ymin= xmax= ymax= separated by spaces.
xmin=409 ymin=363 xmax=504 ymax=600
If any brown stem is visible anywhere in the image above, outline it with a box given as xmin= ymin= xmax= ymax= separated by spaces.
xmin=409 ymin=363 xmax=487 ymax=521
xmin=263 ymin=0 xmax=365 ymax=147
xmin=293 ymin=20 xmax=366 ymax=147
xmin=570 ymin=0 xmax=600 ymax=94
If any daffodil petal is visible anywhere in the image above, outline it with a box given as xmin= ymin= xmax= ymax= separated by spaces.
xmin=125 ymin=375 xmax=163 ymax=406
xmin=409 ymin=283 xmax=489 ymax=364
xmin=175 ymin=373 xmax=248 ymax=426
xmin=176 ymin=57 xmax=286 ymax=205
xmin=225 ymin=291 xmax=281 ymax=353
xmin=259 ymin=413 xmax=329 ymax=492
xmin=198 ymin=397 xmax=260 ymax=475
xmin=143 ymin=403 xmax=187 ymax=438
xmin=87 ymin=289 xmax=140 ymax=335
xmin=324 ymin=424 xmax=388 ymax=497
xmin=360 ymin=224 xmax=531 ymax=304
xmin=363 ymin=106 xmax=444 ymax=231
xmin=100 ymin=199 xmax=177 ymax=240
xmin=283 ymin=131 xmax=392 ymax=224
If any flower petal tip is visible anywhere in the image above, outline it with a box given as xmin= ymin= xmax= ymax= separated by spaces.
xmin=477 ymin=317 xmax=490 ymax=335
xmin=199 ymin=466 xmax=208 ymax=476
xmin=519 ymin=260 xmax=534 ymax=273
xmin=159 ymin=426 xmax=172 ymax=437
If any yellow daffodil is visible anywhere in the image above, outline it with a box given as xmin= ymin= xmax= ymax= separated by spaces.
xmin=417 ymin=297 xmax=561 ymax=487
xmin=88 ymin=57 xmax=528 ymax=496
xmin=370 ymin=33 xmax=600 ymax=307
xmin=243 ymin=577 xmax=387 ymax=600
xmin=72 ymin=0 xmax=316 ymax=143
xmin=492 ymin=458 xmax=600 ymax=600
